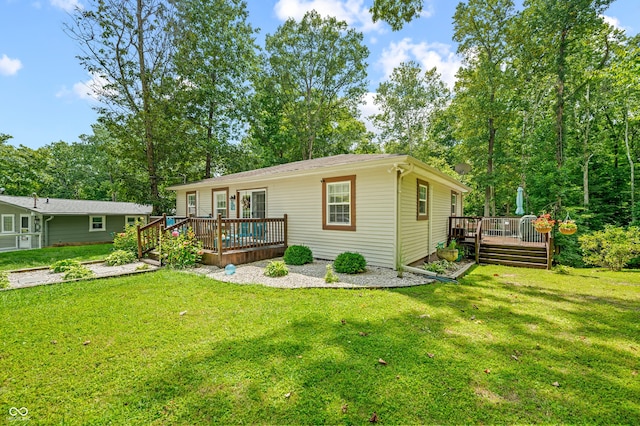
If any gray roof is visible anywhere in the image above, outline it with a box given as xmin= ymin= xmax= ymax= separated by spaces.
xmin=0 ymin=195 xmax=153 ymax=216
xmin=169 ymin=154 xmax=408 ymax=189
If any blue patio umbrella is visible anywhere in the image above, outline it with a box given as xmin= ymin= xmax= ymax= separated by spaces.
xmin=515 ymin=187 xmax=525 ymax=215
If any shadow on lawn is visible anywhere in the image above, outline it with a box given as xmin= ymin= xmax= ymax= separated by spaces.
xmin=111 ymin=278 xmax=639 ymax=424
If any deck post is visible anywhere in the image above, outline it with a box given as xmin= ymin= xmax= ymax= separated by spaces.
xmin=217 ymin=214 xmax=223 ymax=265
xmin=136 ymin=223 xmax=142 ymax=259
xmin=283 ymin=214 xmax=288 ymax=248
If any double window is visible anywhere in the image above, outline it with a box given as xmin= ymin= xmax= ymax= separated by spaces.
xmin=237 ymin=190 xmax=266 ymax=219
xmin=322 ymin=175 xmax=356 ymax=231
xmin=126 ymin=216 xmax=146 ymax=227
xmin=417 ymin=179 xmax=429 ymax=221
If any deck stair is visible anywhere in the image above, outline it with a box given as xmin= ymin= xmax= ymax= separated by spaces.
xmin=478 ymin=243 xmax=548 ymax=269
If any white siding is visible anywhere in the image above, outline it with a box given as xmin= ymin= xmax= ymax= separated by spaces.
xmin=430 ymin=181 xmax=452 ymax=252
xmin=399 ymin=176 xmax=429 ymax=265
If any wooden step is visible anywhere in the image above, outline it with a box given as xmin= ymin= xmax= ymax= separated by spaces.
xmin=479 ymin=258 xmax=548 ymax=269
xmin=477 ymin=243 xmax=549 ymax=269
xmin=479 ymin=252 xmax=547 ymax=264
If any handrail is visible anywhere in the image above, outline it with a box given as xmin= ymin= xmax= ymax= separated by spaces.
xmin=137 ymin=214 xmax=166 ymax=258
xmin=475 ymin=219 xmax=482 ymax=263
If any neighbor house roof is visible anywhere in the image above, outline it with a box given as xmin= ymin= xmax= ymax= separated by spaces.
xmin=168 ymin=154 xmax=471 ymax=192
xmin=0 ymin=195 xmax=153 ymax=216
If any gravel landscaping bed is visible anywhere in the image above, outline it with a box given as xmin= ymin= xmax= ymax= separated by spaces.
xmin=189 ymin=258 xmax=474 ymax=289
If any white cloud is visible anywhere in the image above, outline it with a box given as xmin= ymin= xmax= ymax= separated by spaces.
xmin=57 ymin=72 xmax=109 ymax=101
xmin=358 ymin=91 xmax=379 ymax=132
xmin=600 ymin=14 xmax=627 ymax=32
xmin=274 ymin=0 xmax=384 ymax=33
xmin=50 ymin=0 xmax=81 ymax=12
xmin=0 ymin=54 xmax=23 ymax=76
xmin=378 ymin=38 xmax=461 ymax=88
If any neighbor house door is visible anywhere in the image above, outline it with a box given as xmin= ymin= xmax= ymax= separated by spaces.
xmin=19 ymin=214 xmax=31 ymax=249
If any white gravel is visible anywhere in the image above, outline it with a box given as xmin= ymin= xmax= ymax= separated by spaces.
xmin=188 ymin=258 xmax=470 ymax=289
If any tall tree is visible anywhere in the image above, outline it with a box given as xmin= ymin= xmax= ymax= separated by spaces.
xmin=264 ymin=10 xmax=369 ymax=160
xmin=372 ymin=61 xmax=450 ymax=159
xmin=172 ymin=0 xmax=259 ymax=179
xmin=66 ymin=0 xmax=177 ymax=212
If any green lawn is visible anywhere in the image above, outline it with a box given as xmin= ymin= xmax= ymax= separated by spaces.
xmin=0 ymin=244 xmax=113 ymax=271
xmin=0 ymin=265 xmax=638 ymax=424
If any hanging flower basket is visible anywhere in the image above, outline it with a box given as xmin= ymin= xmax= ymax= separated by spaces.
xmin=558 ymin=220 xmax=578 ymax=235
xmin=533 ymin=213 xmax=555 ymax=234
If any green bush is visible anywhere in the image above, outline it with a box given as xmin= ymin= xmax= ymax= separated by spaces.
xmin=160 ymin=228 xmax=203 ymax=269
xmin=333 ymin=252 xmax=366 ymax=274
xmin=283 ymin=245 xmax=313 ymax=265
xmin=0 ymin=271 xmax=9 ymax=289
xmin=579 ymin=225 xmax=640 ymax=271
xmin=105 ymin=250 xmax=137 ymax=266
xmin=50 ymin=259 xmax=82 ymax=273
xmin=264 ymin=261 xmax=289 ymax=277
xmin=63 ymin=265 xmax=95 ymax=281
xmin=113 ymin=225 xmax=139 ymax=255
xmin=324 ymin=264 xmax=340 ymax=283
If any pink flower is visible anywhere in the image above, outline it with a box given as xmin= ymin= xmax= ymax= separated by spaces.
xmin=172 ymin=231 xmax=179 ymax=237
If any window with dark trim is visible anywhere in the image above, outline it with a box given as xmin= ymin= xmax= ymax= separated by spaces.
xmin=186 ymin=191 xmax=197 ymax=217
xmin=212 ymin=188 xmax=229 ymax=218
xmin=322 ymin=175 xmax=356 ymax=231
xmin=451 ymin=191 xmax=458 ymax=216
xmin=417 ymin=179 xmax=429 ymax=220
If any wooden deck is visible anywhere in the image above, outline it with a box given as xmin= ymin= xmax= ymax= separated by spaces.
xmin=138 ymin=215 xmax=288 ymax=267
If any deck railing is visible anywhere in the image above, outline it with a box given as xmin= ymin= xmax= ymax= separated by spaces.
xmin=449 ymin=216 xmax=546 ymax=245
xmin=137 ymin=214 xmax=288 ymax=259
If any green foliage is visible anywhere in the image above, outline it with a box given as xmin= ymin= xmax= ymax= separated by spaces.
xmin=579 ymin=225 xmax=640 ymax=271
xmin=264 ymin=261 xmax=289 ymax=277
xmin=160 ymin=228 xmax=203 ymax=269
xmin=0 ymin=271 xmax=9 ymax=289
xmin=424 ymin=259 xmax=455 ymax=274
xmin=0 ymin=244 xmax=113 ymax=272
xmin=283 ymin=245 xmax=313 ymax=265
xmin=105 ymin=250 xmax=137 ymax=266
xmin=324 ymin=264 xmax=340 ymax=283
xmin=63 ymin=265 xmax=95 ymax=281
xmin=333 ymin=252 xmax=367 ymax=274
xmin=554 ymin=232 xmax=586 ymax=267
xmin=50 ymin=259 xmax=82 ymax=273
xmin=113 ymin=225 xmax=139 ymax=255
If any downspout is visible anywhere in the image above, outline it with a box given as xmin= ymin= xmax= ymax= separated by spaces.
xmin=388 ymin=163 xmax=413 ymax=270
xmin=44 ymin=216 xmax=54 ymax=247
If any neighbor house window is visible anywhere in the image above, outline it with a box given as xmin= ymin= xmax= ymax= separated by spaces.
xmin=126 ymin=216 xmax=146 ymax=227
xmin=213 ymin=189 xmax=228 ymax=218
xmin=187 ymin=191 xmax=197 ymax=217
xmin=322 ymin=175 xmax=356 ymax=231
xmin=1 ymin=214 xmax=14 ymax=233
xmin=417 ymin=179 xmax=429 ymax=221
xmin=89 ymin=216 xmax=106 ymax=232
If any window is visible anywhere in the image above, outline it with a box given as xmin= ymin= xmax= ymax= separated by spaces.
xmin=126 ymin=216 xmax=146 ymax=227
xmin=89 ymin=216 xmax=106 ymax=232
xmin=213 ymin=189 xmax=228 ymax=218
xmin=417 ymin=179 xmax=429 ymax=220
xmin=451 ymin=192 xmax=458 ymax=216
xmin=322 ymin=175 xmax=356 ymax=231
xmin=1 ymin=214 xmax=14 ymax=233
xmin=187 ymin=191 xmax=197 ymax=217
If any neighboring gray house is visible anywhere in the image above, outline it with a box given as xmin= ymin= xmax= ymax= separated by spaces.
xmin=0 ymin=195 xmax=152 ymax=252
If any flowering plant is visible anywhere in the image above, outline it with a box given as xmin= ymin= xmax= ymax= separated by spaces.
xmin=160 ymin=227 xmax=203 ymax=268
xmin=533 ymin=213 xmax=555 ymax=229
xmin=558 ymin=220 xmax=577 ymax=231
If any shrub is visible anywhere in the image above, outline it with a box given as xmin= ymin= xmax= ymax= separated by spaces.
xmin=424 ymin=260 xmax=454 ymax=274
xmin=159 ymin=227 xmax=203 ymax=269
xmin=579 ymin=225 xmax=640 ymax=271
xmin=283 ymin=245 xmax=313 ymax=265
xmin=50 ymin=259 xmax=82 ymax=273
xmin=63 ymin=265 xmax=95 ymax=281
xmin=105 ymin=250 xmax=137 ymax=266
xmin=264 ymin=261 xmax=289 ymax=277
xmin=333 ymin=252 xmax=366 ymax=274
xmin=0 ymin=271 xmax=9 ymax=289
xmin=113 ymin=225 xmax=139 ymax=255
xmin=324 ymin=264 xmax=340 ymax=283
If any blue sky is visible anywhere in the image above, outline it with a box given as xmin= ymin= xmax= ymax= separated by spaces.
xmin=0 ymin=0 xmax=638 ymax=149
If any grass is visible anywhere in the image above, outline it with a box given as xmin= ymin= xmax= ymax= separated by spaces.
xmin=0 ymin=244 xmax=113 ymax=271
xmin=0 ymin=265 xmax=638 ymax=424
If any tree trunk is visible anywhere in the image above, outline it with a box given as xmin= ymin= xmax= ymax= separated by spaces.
xmin=555 ymin=28 xmax=568 ymax=169
xmin=484 ymin=112 xmax=496 ymax=217
xmin=137 ymin=0 xmax=159 ymax=213
xmin=624 ymin=105 xmax=635 ymax=223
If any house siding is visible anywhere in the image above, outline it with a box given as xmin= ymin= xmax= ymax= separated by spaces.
xmin=0 ymin=205 xmax=30 ymax=250
xmin=47 ymin=215 xmax=128 ymax=245
xmin=399 ymin=175 xmax=430 ymax=265
xmin=430 ymin=181 xmax=452 ymax=251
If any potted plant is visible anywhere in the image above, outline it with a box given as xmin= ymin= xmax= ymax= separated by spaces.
xmin=437 ymin=240 xmax=459 ymax=262
xmin=533 ymin=213 xmax=555 ymax=233
xmin=558 ymin=220 xmax=577 ymax=235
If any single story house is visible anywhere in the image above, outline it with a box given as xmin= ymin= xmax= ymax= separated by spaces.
xmin=0 ymin=195 xmax=152 ymax=252
xmin=168 ymin=154 xmax=470 ymax=269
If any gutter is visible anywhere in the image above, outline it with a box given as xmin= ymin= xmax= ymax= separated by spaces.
xmin=389 ymin=163 xmax=413 ymax=270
